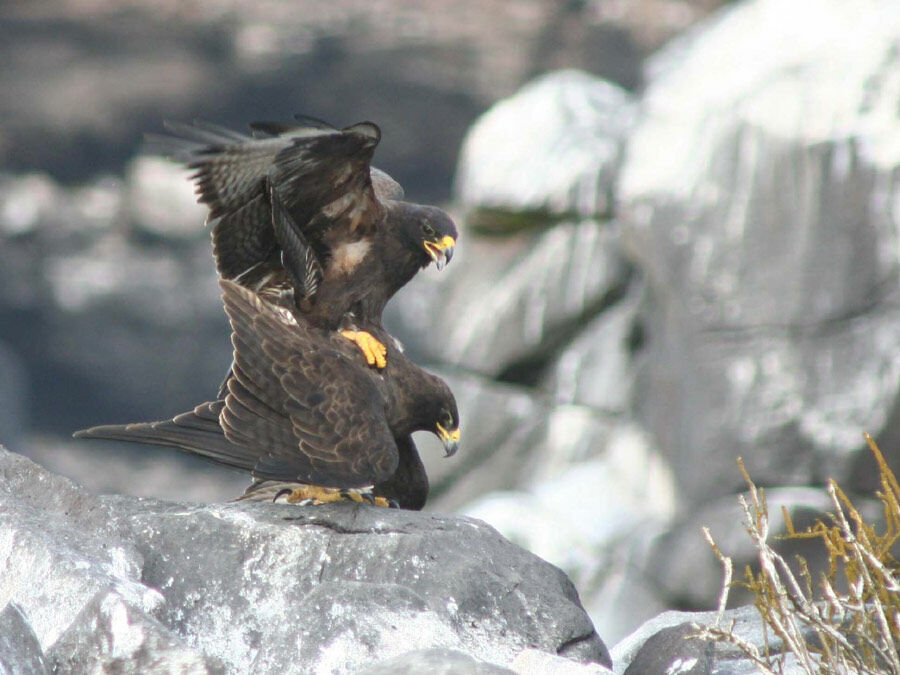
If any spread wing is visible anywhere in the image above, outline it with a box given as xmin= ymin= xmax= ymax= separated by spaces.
xmin=220 ymin=279 xmax=398 ymax=487
xmin=161 ymin=117 xmax=393 ymax=282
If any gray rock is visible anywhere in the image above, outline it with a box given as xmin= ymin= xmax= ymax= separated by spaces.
xmin=1 ymin=1 xmax=668 ymax=191
xmin=510 ymin=648 xmax=614 ymax=674
xmin=0 ymin=450 xmax=162 ymax=652
xmin=0 ymin=174 xmax=63 ymax=238
xmin=25 ymin=437 xmax=248 ymax=504
xmin=0 ymin=446 xmax=610 ymax=673
xmin=0 ymin=602 xmax=47 ymax=675
xmin=0 ymin=170 xmax=231 ymax=434
xmin=387 ymin=219 xmax=632 ymax=378
xmin=415 ymin=370 xmax=546 ymax=507
xmin=386 ymin=71 xmax=635 ymax=377
xmin=0 ymin=342 xmax=27 ymax=451
xmin=47 ymin=591 xmax=215 ymax=674
xmin=455 ymin=70 xmax=637 ymax=224
xmin=126 ymin=157 xmax=208 ymax=238
xmin=369 ymin=648 xmax=514 ymax=674
xmin=619 ymin=0 xmax=900 ymax=502
xmin=611 ymin=606 xmax=814 ymax=675
xmin=542 ymin=283 xmax=643 ymax=413
xmin=644 ymin=485 xmax=880 ymax=611
xmin=459 ymin=422 xmax=675 ymax=645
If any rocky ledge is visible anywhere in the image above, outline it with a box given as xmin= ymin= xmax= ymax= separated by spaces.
xmin=0 ymin=446 xmax=611 ymax=674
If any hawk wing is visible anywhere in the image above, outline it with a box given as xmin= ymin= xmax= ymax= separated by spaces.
xmin=163 ymin=117 xmax=395 ymax=281
xmin=72 ymin=400 xmax=262 ymax=472
xmin=219 ymin=279 xmax=399 ymax=487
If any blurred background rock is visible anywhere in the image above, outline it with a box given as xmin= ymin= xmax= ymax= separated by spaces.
xmin=4 ymin=0 xmax=899 ymax=649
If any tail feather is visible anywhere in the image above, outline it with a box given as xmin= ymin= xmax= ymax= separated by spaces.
xmin=73 ymin=402 xmax=258 ymax=473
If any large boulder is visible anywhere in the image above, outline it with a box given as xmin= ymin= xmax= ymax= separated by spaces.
xmin=619 ymin=0 xmax=900 ymax=503
xmin=455 ymin=69 xmax=636 ymax=224
xmin=386 ymin=70 xmax=637 ymax=380
xmin=0 ymin=446 xmax=611 ymax=673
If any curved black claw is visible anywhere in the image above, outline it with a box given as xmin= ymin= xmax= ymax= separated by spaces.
xmin=387 ymin=499 xmax=400 ymax=509
xmin=360 ymin=493 xmax=377 ymax=505
xmin=274 ymin=488 xmax=293 ymax=503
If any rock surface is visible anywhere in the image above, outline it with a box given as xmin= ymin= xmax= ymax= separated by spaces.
xmin=386 ymin=70 xmax=637 ymax=380
xmin=455 ymin=70 xmax=636 ymax=223
xmin=611 ymin=606 xmax=814 ymax=675
xmin=619 ymin=0 xmax=900 ymax=502
xmin=0 ymin=446 xmax=611 ymax=673
xmin=2 ymin=0 xmax=731 ymax=187
xmin=0 ymin=602 xmax=47 ymax=675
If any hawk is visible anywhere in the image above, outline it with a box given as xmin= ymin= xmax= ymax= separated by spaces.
xmin=74 ymin=280 xmax=459 ymax=509
xmin=161 ymin=116 xmax=458 ymax=370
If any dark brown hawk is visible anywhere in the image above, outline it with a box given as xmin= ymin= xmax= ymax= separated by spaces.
xmin=161 ymin=116 xmax=458 ymax=369
xmin=74 ymin=280 xmax=459 ymax=509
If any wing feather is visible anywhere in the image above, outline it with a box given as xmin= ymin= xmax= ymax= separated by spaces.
xmin=161 ymin=117 xmax=394 ymax=302
xmin=220 ymin=280 xmax=398 ymax=486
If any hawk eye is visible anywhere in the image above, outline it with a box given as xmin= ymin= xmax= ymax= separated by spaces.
xmin=423 ymin=223 xmax=436 ymax=237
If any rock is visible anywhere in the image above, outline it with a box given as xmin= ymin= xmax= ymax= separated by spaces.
xmin=387 ymin=219 xmax=632 ymax=379
xmin=644 ymin=485 xmax=882 ymax=611
xmin=0 ymin=446 xmax=610 ymax=673
xmin=455 ymin=70 xmax=637 ymax=227
xmin=0 ymin=602 xmax=47 ymax=675
xmin=126 ymin=156 xmax=208 ymax=238
xmin=610 ymin=606 xmax=814 ymax=675
xmin=0 ymin=174 xmax=61 ymax=237
xmin=47 ymin=591 xmax=216 ymax=674
xmin=24 ymin=437 xmax=248 ymax=504
xmin=542 ymin=282 xmax=643 ymax=413
xmin=459 ymin=422 xmax=675 ymax=644
xmin=619 ymin=0 xmax=900 ymax=502
xmin=0 ymin=170 xmax=231 ymax=434
xmin=0 ymin=343 xmax=27 ymax=450
xmin=510 ymin=648 xmax=614 ymax=674
xmin=0 ymin=450 xmax=164 ymax=651
xmin=369 ymin=648 xmax=514 ymax=674
xmin=3 ymin=0 xmax=701 ymax=193
xmin=386 ymin=70 xmax=635 ymax=377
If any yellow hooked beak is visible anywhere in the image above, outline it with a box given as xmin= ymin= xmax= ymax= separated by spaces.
xmin=436 ymin=423 xmax=460 ymax=457
xmin=423 ymin=235 xmax=456 ymax=271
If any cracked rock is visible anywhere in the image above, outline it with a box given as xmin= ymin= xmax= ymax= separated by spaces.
xmin=0 ymin=446 xmax=610 ymax=673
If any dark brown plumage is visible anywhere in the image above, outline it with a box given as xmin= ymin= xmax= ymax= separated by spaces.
xmin=74 ymin=281 xmax=458 ymax=509
xmin=161 ymin=117 xmax=457 ymax=333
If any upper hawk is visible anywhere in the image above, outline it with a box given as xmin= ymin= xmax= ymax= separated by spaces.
xmin=161 ymin=116 xmax=458 ymax=369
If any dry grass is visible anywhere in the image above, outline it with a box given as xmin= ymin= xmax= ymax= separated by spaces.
xmin=695 ymin=433 xmax=900 ymax=674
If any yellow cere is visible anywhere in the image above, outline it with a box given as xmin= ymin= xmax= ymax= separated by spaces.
xmin=436 ymin=423 xmax=460 ymax=442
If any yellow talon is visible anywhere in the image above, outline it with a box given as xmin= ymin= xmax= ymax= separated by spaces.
xmin=281 ymin=485 xmax=390 ymax=507
xmin=340 ymin=330 xmax=387 ymax=369
xmin=283 ymin=485 xmax=344 ymax=504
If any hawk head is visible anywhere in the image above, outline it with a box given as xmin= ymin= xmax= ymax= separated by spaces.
xmin=394 ymin=204 xmax=458 ymax=271
xmin=422 ymin=375 xmax=460 ymax=457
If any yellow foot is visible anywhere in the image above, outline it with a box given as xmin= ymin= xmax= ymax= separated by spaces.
xmin=279 ymin=484 xmax=390 ymax=507
xmin=340 ymin=330 xmax=387 ymax=369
